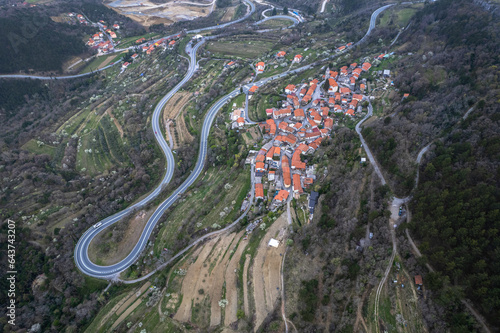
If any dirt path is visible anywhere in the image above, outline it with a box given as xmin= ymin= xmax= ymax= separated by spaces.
xmin=354 ymin=286 xmax=371 ymax=332
xmin=98 ymin=290 xmax=135 ymax=329
xmin=252 ymin=214 xmax=288 ymax=332
xmin=110 ymin=282 xmax=151 ymax=330
xmin=243 ymin=254 xmax=251 ymax=317
xmin=106 ymin=107 xmax=124 ymax=138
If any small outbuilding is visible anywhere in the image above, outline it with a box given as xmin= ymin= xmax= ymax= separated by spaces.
xmin=268 ymin=238 xmax=280 ymax=248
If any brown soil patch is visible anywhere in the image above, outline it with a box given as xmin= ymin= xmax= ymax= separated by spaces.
xmin=98 ymin=55 xmax=115 ymax=70
xmin=165 ymin=293 xmax=180 ymax=310
xmin=162 ymin=92 xmax=194 ymax=148
xmin=104 ymin=0 xmax=210 ymax=27
xmin=111 ymin=298 xmax=141 ymax=330
xmin=221 ymin=6 xmax=236 ymax=22
xmin=173 ymin=231 xmax=244 ymax=327
xmin=207 ymin=233 xmax=237 ymax=326
xmin=173 ymin=111 xmax=194 ymax=148
xmin=88 ymin=209 xmax=154 ymax=265
xmin=106 ymin=108 xmax=124 ymax=138
xmin=163 ymin=92 xmax=190 ymax=119
xmin=223 ymin=231 xmax=247 ymax=326
xmin=99 ymin=290 xmax=135 ymax=327
xmin=252 ymin=214 xmax=288 ymax=332
xmin=242 ymin=126 xmax=261 ymax=146
xmin=174 ymin=237 xmax=221 ymax=322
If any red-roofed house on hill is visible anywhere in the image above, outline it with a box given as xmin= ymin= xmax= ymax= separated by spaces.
xmin=255 ymin=183 xmax=264 ymax=200
xmin=294 ymin=108 xmax=305 ymax=120
xmin=237 ymin=117 xmax=245 ymax=127
xmin=285 ymin=84 xmax=296 ymax=94
xmin=294 ymin=54 xmax=303 ymax=63
xmin=352 ymin=94 xmax=363 ymax=102
xmin=414 ymin=275 xmax=423 ymax=286
xmin=276 ymin=51 xmax=286 ymax=58
xmin=293 ymin=173 xmax=303 ymax=197
xmin=249 ymin=85 xmax=259 ymax=94
xmin=327 ymin=78 xmax=339 ymax=94
xmin=274 ymin=190 xmax=289 ymax=203
xmin=256 ymin=62 xmax=265 ymax=71
xmin=362 ymin=62 xmax=372 ymax=71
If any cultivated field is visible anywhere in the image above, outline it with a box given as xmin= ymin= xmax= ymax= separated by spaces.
xmin=206 ymin=39 xmax=275 ymax=59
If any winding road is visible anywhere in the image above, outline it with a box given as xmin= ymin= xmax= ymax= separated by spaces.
xmin=73 ymin=1 xmax=393 ymax=279
xmin=253 ymin=14 xmax=299 ymax=28
xmin=0 ymin=0 xmax=255 ymax=80
xmin=0 ymin=0 xmax=394 ymax=279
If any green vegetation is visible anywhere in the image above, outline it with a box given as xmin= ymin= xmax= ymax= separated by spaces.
xmin=0 ymin=14 xmax=87 ymax=73
xmin=257 ymin=18 xmax=293 ymax=29
xmin=412 ymin=140 xmax=500 ymax=326
xmin=299 ymin=279 xmax=319 ymax=322
xmin=0 ymin=78 xmax=49 ymax=112
xmin=379 ymin=4 xmax=422 ymax=28
xmin=153 ymin=165 xmax=250 ymax=256
xmin=118 ymin=32 xmax=160 ymax=48
xmin=21 ymin=139 xmax=56 ymax=157
xmin=206 ymin=39 xmax=275 ymax=58
xmin=79 ymin=53 xmax=120 ymax=74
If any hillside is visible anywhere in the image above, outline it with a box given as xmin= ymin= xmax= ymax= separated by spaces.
xmin=0 ymin=0 xmax=499 ymax=332
xmin=361 ymin=0 xmax=500 ymax=329
xmin=0 ymin=12 xmax=88 ymax=73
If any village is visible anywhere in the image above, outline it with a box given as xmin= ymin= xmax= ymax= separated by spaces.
xmin=233 ymin=52 xmax=373 ymax=221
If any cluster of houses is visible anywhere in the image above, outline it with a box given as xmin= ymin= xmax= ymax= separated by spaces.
xmin=68 ymin=13 xmax=88 ymax=25
xmin=275 ymin=51 xmax=303 ymax=63
xmin=336 ymin=41 xmax=354 ymax=53
xmin=246 ymin=61 xmax=372 ymax=212
xmin=85 ymin=21 xmax=120 ymax=53
xmin=87 ymin=32 xmax=115 ymax=53
xmin=254 ymin=52 xmax=303 ymax=74
xmin=121 ymin=53 xmax=139 ymax=70
xmin=140 ymin=35 xmax=180 ymax=55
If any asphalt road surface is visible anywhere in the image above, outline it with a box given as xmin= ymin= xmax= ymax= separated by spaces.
xmin=70 ymin=2 xmax=393 ymax=279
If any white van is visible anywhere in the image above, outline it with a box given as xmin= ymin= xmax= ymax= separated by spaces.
xmin=93 ymin=222 xmax=103 ymax=229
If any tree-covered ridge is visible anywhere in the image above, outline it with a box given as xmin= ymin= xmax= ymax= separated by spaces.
xmin=411 ymin=106 xmax=500 ymax=326
xmin=0 ymin=13 xmax=88 ymax=73
xmin=362 ymin=0 xmax=500 ymax=195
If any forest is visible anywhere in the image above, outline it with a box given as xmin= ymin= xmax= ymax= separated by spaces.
xmin=361 ymin=0 xmax=500 ymax=328
xmin=0 ymin=0 xmax=146 ymax=74
xmin=0 ymin=13 xmax=88 ymax=73
xmin=411 ymin=105 xmax=500 ymax=327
